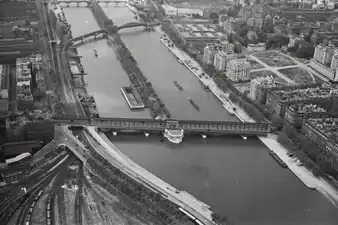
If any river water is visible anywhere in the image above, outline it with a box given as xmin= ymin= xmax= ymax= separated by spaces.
xmin=63 ymin=6 xmax=338 ymax=225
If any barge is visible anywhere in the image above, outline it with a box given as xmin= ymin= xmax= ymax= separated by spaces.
xmin=269 ymin=150 xmax=287 ymax=168
xmin=121 ymin=86 xmax=145 ymax=109
xmin=173 ymin=81 xmax=184 ymax=91
xmin=188 ymin=97 xmax=200 ymax=111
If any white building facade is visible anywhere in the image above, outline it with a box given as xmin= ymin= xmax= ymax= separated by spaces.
xmin=226 ymin=59 xmax=251 ymax=82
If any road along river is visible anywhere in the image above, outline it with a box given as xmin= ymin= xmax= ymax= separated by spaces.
xmin=62 ymin=6 xmax=338 ymax=225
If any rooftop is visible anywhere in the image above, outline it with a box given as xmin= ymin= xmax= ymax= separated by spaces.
xmin=289 ymin=103 xmax=326 ymax=114
xmin=272 ymin=86 xmax=334 ymax=102
xmin=251 ymin=76 xmax=280 ymax=87
xmin=307 ymin=117 xmax=338 ymax=143
xmin=0 ymin=2 xmax=36 ymax=18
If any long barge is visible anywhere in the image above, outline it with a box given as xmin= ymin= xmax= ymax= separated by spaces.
xmin=121 ymin=86 xmax=145 ymax=109
xmin=269 ymin=150 xmax=287 ymax=168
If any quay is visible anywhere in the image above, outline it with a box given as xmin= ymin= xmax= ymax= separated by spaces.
xmin=120 ymin=86 xmax=145 ymax=109
xmin=53 ymin=116 xmax=271 ymax=136
xmin=157 ymin=30 xmax=338 ymax=203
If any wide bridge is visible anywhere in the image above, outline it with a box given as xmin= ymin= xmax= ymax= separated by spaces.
xmin=54 ymin=117 xmax=271 ymax=136
xmin=56 ymin=0 xmax=128 ymax=7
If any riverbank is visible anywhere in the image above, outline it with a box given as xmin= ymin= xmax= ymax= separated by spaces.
xmin=87 ymin=126 xmax=216 ymax=225
xmin=158 ymin=28 xmax=338 ymax=206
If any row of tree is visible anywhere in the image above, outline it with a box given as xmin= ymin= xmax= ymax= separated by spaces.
xmin=111 ymin=28 xmax=171 ymax=119
xmin=277 ymin=124 xmax=338 ymax=179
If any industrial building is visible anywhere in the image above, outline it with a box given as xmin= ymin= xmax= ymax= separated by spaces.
xmin=226 ymin=59 xmax=251 ymax=82
xmin=172 ymin=22 xmax=226 ymax=45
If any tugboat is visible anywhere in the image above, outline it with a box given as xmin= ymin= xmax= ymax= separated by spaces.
xmin=188 ymin=97 xmax=200 ymax=111
xmin=93 ymin=49 xmax=98 ymax=57
xmin=173 ymin=81 xmax=184 ymax=91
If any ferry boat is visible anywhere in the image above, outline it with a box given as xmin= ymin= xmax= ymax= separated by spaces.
xmin=188 ymin=97 xmax=200 ymax=111
xmin=173 ymin=81 xmax=184 ymax=91
xmin=121 ymin=86 xmax=145 ymax=109
xmin=269 ymin=150 xmax=287 ymax=168
xmin=163 ymin=129 xmax=184 ymax=144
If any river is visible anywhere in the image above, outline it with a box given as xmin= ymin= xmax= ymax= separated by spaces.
xmin=62 ymin=6 xmax=338 ymax=225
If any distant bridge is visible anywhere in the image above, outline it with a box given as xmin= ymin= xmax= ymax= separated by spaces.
xmin=54 ymin=117 xmax=270 ymax=136
xmin=56 ymin=0 xmax=128 ymax=7
xmin=70 ymin=21 xmax=159 ymax=45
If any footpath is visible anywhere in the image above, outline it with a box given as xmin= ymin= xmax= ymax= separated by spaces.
xmin=157 ymin=29 xmax=338 ymax=207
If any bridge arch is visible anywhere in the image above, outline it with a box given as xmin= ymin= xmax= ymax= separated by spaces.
xmin=57 ymin=0 xmax=90 ymax=8
xmin=71 ymin=29 xmax=107 ymax=46
xmin=56 ymin=0 xmax=127 ymax=7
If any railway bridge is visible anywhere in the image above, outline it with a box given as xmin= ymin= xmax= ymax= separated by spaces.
xmin=53 ymin=117 xmax=271 ymax=136
xmin=56 ymin=0 xmax=128 ymax=7
xmin=70 ymin=21 xmax=160 ymax=45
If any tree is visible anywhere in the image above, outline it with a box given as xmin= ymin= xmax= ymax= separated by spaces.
xmin=271 ymin=115 xmax=284 ymax=130
xmin=296 ymin=44 xmax=315 ymax=59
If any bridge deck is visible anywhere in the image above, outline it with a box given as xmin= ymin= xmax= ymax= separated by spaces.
xmin=53 ymin=117 xmax=270 ymax=135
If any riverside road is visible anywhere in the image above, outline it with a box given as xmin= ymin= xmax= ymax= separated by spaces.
xmin=62 ymin=5 xmax=338 ymax=225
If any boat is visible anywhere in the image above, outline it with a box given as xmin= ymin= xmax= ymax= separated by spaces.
xmin=93 ymin=49 xmax=98 ymax=57
xmin=204 ymin=85 xmax=211 ymax=92
xmin=268 ymin=150 xmax=287 ymax=168
xmin=188 ymin=97 xmax=200 ymax=111
xmin=178 ymin=59 xmax=183 ymax=64
xmin=173 ymin=81 xmax=184 ymax=91
xmin=163 ymin=129 xmax=184 ymax=144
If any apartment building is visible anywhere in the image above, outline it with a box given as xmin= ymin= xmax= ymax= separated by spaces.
xmin=225 ymin=59 xmax=251 ymax=82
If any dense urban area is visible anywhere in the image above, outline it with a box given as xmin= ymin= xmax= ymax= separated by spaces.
xmin=0 ymin=0 xmax=338 ymax=224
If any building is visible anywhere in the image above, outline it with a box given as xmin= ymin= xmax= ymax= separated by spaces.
xmin=226 ymin=59 xmax=251 ymax=82
xmin=222 ymin=18 xmax=236 ymax=35
xmin=313 ymin=44 xmax=334 ymax=65
xmin=302 ymin=117 xmax=338 ymax=158
xmin=285 ymin=103 xmax=327 ymax=127
xmin=171 ymin=22 xmax=226 ymax=45
xmin=266 ymin=85 xmax=334 ymax=117
xmin=213 ymin=51 xmax=227 ymax=71
xmin=16 ymin=57 xmax=34 ymax=111
xmin=310 ymin=45 xmax=338 ymax=82
xmin=0 ymin=64 xmax=9 ymax=116
xmin=249 ymin=76 xmax=280 ymax=104
xmin=221 ymin=40 xmax=234 ymax=54
xmin=247 ymin=43 xmax=266 ymax=52
xmin=203 ymin=46 xmax=216 ymax=65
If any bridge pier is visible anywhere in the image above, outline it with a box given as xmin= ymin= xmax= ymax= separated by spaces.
xmin=112 ymin=131 xmax=117 ymax=136
xmin=201 ymin=134 xmax=207 ymax=139
xmin=144 ymin=132 xmax=149 ymax=137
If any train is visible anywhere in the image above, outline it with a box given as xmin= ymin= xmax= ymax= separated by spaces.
xmin=25 ymin=190 xmax=44 ymax=225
